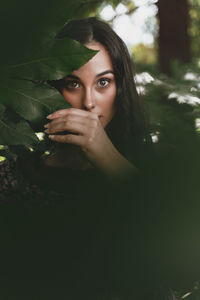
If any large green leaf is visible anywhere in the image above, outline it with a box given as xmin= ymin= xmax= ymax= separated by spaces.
xmin=0 ymin=79 xmax=73 ymax=145
xmin=0 ymin=0 xmax=85 ymax=67
xmin=0 ymin=102 xmax=39 ymax=146
xmin=4 ymin=39 xmax=97 ymax=81
xmin=0 ymin=103 xmax=5 ymax=119
xmin=0 ymin=80 xmax=70 ymax=125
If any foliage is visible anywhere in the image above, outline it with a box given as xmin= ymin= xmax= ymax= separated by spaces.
xmin=135 ymin=61 xmax=200 ymax=299
xmin=189 ymin=0 xmax=200 ymax=58
xmin=0 ymin=0 xmax=98 ymax=157
xmin=137 ymin=61 xmax=200 ymax=147
xmin=107 ymin=0 xmax=135 ymax=9
xmin=132 ymin=43 xmax=157 ymax=66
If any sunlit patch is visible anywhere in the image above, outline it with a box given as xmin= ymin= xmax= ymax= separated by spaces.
xmin=168 ymin=92 xmax=200 ymax=106
xmin=100 ymin=5 xmax=115 ymax=21
xmin=29 ymin=148 xmax=34 ymax=152
xmin=35 ymin=132 xmax=45 ymax=141
xmin=190 ymin=87 xmax=198 ymax=92
xmin=195 ymin=118 xmax=200 ymax=133
xmin=151 ymin=131 xmax=159 ymax=143
xmin=116 ymin=3 xmax=128 ymax=14
xmin=184 ymin=72 xmax=199 ymax=81
xmin=0 ymin=145 xmax=5 ymax=150
xmin=44 ymin=151 xmax=50 ymax=155
xmin=101 ymin=1 xmax=158 ymax=46
xmin=0 ymin=156 xmax=6 ymax=162
xmin=181 ymin=292 xmax=192 ymax=299
xmin=135 ymin=72 xmax=154 ymax=95
xmin=135 ymin=72 xmax=154 ymax=84
xmin=136 ymin=85 xmax=146 ymax=95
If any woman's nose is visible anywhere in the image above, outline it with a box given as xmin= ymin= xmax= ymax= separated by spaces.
xmin=83 ymin=88 xmax=95 ymax=110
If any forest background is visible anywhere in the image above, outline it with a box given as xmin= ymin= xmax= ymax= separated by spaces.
xmin=0 ymin=0 xmax=200 ymax=299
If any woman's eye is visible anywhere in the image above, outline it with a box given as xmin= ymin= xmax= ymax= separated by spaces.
xmin=97 ymin=78 xmax=110 ymax=88
xmin=64 ymin=81 xmax=80 ymax=89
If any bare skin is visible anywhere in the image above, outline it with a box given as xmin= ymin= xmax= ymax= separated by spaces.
xmin=44 ymin=42 xmax=137 ymax=178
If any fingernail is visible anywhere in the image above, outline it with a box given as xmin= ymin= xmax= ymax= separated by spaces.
xmin=49 ymin=135 xmax=54 ymax=139
xmin=44 ymin=124 xmax=49 ymax=128
xmin=47 ymin=114 xmax=52 ymax=119
xmin=44 ymin=129 xmax=49 ymax=133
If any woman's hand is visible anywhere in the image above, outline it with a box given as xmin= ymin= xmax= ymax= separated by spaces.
xmin=45 ymin=108 xmax=137 ymax=178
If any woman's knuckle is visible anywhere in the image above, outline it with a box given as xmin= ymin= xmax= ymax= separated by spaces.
xmin=64 ymin=120 xmax=69 ymax=127
xmin=67 ymin=115 xmax=73 ymax=122
xmin=92 ymin=113 xmax=98 ymax=119
xmin=91 ymin=119 xmax=98 ymax=127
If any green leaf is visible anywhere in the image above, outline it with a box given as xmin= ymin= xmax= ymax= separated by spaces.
xmin=0 ymin=103 xmax=6 ymax=119
xmin=0 ymin=96 xmax=39 ymax=146
xmin=4 ymin=39 xmax=98 ymax=81
xmin=0 ymin=0 xmax=85 ymax=67
xmin=0 ymin=117 xmax=39 ymax=146
xmin=16 ymin=121 xmax=39 ymax=143
xmin=0 ymin=80 xmax=71 ymax=125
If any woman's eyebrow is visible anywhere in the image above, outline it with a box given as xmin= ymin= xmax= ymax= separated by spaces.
xmin=96 ymin=70 xmax=114 ymax=77
xmin=65 ymin=70 xmax=114 ymax=80
xmin=65 ymin=74 xmax=80 ymax=80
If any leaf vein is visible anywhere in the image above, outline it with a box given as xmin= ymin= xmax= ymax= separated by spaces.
xmin=15 ymin=89 xmax=51 ymax=110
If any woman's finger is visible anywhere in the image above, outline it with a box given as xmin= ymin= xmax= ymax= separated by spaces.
xmin=45 ymin=114 xmax=89 ymax=130
xmin=47 ymin=108 xmax=98 ymax=120
xmin=48 ymin=134 xmax=85 ymax=147
xmin=45 ymin=120 xmax=88 ymax=135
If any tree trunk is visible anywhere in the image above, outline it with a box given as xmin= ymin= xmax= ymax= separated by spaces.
xmin=157 ymin=0 xmax=190 ymax=74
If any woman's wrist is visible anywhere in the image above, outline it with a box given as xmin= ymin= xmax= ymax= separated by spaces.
xmin=92 ymin=143 xmax=138 ymax=179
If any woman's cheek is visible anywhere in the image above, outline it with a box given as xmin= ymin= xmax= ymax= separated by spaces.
xmin=101 ymin=100 xmax=116 ymax=128
xmin=62 ymin=90 xmax=81 ymax=108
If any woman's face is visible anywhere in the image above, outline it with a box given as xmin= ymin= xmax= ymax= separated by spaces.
xmin=61 ymin=42 xmax=117 ymax=128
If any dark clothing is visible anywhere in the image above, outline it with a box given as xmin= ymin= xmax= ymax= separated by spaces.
xmin=0 ymin=156 xmax=106 ymax=207
xmin=0 ymin=156 xmax=151 ymax=300
xmin=0 ymin=153 xmax=197 ymax=300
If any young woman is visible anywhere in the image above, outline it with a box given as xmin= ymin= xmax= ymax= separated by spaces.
xmin=46 ymin=17 xmax=152 ymax=181
xmin=0 ymin=17 xmax=152 ymax=203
